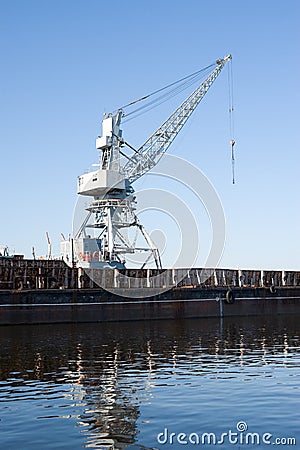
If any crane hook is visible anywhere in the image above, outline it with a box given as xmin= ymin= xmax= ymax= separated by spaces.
xmin=230 ymin=140 xmax=236 ymax=184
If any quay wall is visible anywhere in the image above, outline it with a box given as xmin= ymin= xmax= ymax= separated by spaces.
xmin=0 ymin=286 xmax=300 ymax=325
xmin=1 ymin=258 xmax=300 ymax=325
xmin=1 ymin=258 xmax=300 ymax=290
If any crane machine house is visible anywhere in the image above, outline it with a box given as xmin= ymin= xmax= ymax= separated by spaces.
xmin=60 ymin=55 xmax=232 ymax=269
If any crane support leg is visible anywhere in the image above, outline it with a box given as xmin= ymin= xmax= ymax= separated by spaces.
xmin=137 ymin=223 xmax=162 ymax=269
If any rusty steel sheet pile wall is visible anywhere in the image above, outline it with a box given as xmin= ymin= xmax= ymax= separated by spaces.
xmin=1 ymin=259 xmax=300 ymax=325
xmin=1 ymin=258 xmax=300 ymax=291
xmin=0 ymin=258 xmax=78 ymax=290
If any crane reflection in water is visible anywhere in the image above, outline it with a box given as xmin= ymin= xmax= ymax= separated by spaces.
xmin=0 ymin=316 xmax=299 ymax=449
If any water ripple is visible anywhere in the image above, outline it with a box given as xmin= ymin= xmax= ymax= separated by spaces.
xmin=0 ymin=316 xmax=299 ymax=449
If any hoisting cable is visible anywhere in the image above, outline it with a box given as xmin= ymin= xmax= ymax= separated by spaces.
xmin=228 ymin=57 xmax=236 ymax=184
xmin=123 ymin=69 xmax=213 ymax=123
xmin=119 ymin=62 xmax=216 ymax=121
xmin=121 ymin=63 xmax=215 ymax=109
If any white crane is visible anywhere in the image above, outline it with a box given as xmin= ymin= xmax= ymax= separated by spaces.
xmin=61 ymin=54 xmax=232 ymax=269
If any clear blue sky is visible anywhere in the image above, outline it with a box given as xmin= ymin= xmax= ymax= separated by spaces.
xmin=1 ymin=0 xmax=299 ymax=270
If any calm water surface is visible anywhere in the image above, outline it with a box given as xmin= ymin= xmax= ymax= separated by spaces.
xmin=0 ymin=316 xmax=299 ymax=449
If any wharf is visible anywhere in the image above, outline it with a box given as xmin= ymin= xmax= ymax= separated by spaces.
xmin=1 ymin=257 xmax=300 ymax=325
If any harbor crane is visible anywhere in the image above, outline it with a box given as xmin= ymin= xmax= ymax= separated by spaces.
xmin=61 ymin=54 xmax=232 ymax=269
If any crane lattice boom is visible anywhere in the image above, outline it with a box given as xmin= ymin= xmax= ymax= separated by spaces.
xmin=123 ymin=54 xmax=232 ymax=183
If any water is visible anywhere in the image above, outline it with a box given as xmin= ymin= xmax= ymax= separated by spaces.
xmin=0 ymin=316 xmax=299 ymax=449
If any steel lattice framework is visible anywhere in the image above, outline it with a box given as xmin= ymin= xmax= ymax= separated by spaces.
xmin=123 ymin=55 xmax=232 ymax=183
xmin=61 ymin=55 xmax=232 ymax=269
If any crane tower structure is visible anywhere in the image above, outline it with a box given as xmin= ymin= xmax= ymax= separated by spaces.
xmin=60 ymin=54 xmax=232 ymax=269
